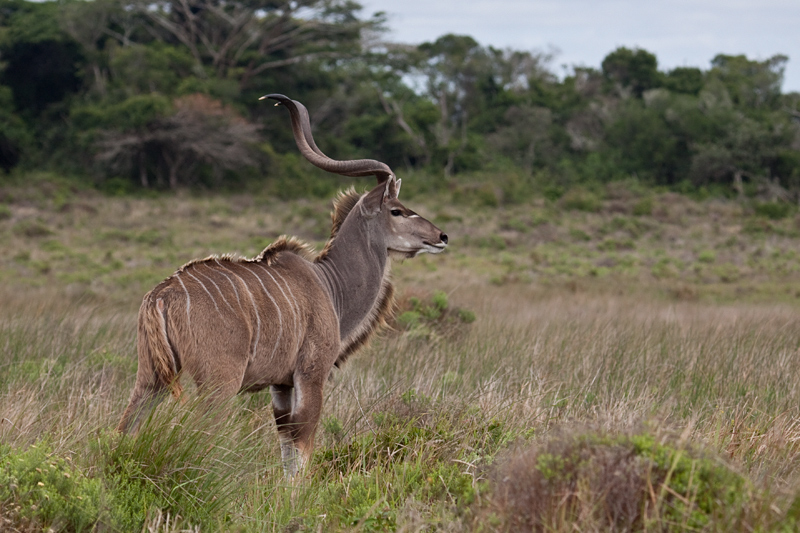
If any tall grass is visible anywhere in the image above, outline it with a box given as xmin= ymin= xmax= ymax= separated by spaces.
xmin=2 ymin=283 xmax=800 ymax=530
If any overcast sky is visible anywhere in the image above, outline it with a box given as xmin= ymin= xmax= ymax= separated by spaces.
xmin=360 ymin=0 xmax=800 ymax=93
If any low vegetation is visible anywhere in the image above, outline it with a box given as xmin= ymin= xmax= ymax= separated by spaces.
xmin=3 ymin=178 xmax=800 ymax=531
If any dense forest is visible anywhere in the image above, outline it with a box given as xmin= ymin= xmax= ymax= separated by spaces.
xmin=0 ymin=0 xmax=798 ymax=200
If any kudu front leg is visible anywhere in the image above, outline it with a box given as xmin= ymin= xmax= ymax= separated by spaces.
xmin=270 ymin=384 xmax=298 ymax=477
xmin=271 ymin=377 xmax=325 ymax=477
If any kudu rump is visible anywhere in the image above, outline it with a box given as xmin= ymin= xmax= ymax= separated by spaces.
xmin=118 ymin=94 xmax=448 ymax=475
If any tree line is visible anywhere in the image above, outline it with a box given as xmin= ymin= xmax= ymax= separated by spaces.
xmin=0 ymin=0 xmax=798 ymax=200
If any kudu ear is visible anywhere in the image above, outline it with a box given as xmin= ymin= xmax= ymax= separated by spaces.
xmin=361 ymin=176 xmax=399 ymax=217
xmin=389 ymin=177 xmax=401 ymax=198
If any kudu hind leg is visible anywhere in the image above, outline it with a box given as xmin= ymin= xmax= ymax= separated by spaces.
xmin=117 ymin=381 xmax=168 ymax=434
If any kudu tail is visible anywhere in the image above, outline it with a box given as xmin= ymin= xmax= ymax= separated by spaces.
xmin=139 ymin=294 xmax=183 ymax=399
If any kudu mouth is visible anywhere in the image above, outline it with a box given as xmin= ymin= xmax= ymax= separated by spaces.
xmin=423 ymin=233 xmax=448 ymax=253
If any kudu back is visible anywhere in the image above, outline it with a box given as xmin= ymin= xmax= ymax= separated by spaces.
xmin=117 ymin=94 xmax=448 ymax=476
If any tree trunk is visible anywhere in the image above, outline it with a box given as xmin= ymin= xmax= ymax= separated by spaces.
xmin=733 ymin=170 xmax=743 ymax=198
xmin=139 ymin=151 xmax=149 ymax=188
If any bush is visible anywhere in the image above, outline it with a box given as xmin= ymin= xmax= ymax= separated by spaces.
xmin=559 ymin=187 xmax=602 ymax=212
xmin=754 ymin=201 xmax=792 ymax=220
xmin=487 ymin=426 xmax=756 ymax=531
xmin=0 ymin=443 xmax=103 ymax=532
xmin=390 ymin=290 xmax=476 ymax=339
xmin=632 ymin=196 xmax=654 ymax=216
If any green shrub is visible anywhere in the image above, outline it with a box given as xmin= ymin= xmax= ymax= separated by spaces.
xmin=598 ymin=237 xmax=635 ymax=251
xmin=632 ymin=196 xmax=654 ymax=216
xmin=13 ymin=219 xmax=53 ymax=238
xmin=697 ymin=250 xmax=717 ymax=263
xmin=0 ymin=443 xmax=103 ymax=532
xmin=569 ymin=228 xmax=591 ymax=241
xmin=91 ymin=401 xmax=264 ymax=530
xmin=754 ymin=201 xmax=792 ymax=220
xmin=488 ymin=427 xmax=753 ymax=531
xmin=713 ymin=263 xmax=741 ymax=283
xmin=560 ymin=187 xmax=602 ymax=212
xmin=392 ymin=290 xmax=476 ymax=337
xmin=542 ymin=185 xmax=564 ymax=201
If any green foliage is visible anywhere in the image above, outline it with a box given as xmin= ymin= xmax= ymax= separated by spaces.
xmin=72 ymin=94 xmax=172 ymax=131
xmin=0 ymin=0 xmax=796 ymax=200
xmin=93 ymin=401 xmax=263 ymax=530
xmin=632 ymin=196 xmax=654 ymax=216
xmin=392 ymin=290 xmax=475 ymax=338
xmin=560 ymin=187 xmax=601 ymax=212
xmin=754 ymin=201 xmax=792 ymax=220
xmin=12 ymin=218 xmax=53 ymax=238
xmin=663 ymin=67 xmax=704 ymax=95
xmin=709 ymin=54 xmax=787 ymax=109
xmin=490 ymin=427 xmax=755 ymax=531
xmin=109 ymin=43 xmax=197 ymax=98
xmin=697 ymin=250 xmax=717 ymax=263
xmin=0 ymin=442 xmax=103 ymax=531
xmin=602 ymin=46 xmax=661 ymax=97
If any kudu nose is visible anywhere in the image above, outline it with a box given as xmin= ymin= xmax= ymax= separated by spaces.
xmin=440 ymin=233 xmax=448 ymax=245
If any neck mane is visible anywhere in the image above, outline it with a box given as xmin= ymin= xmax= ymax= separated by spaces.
xmin=316 ymin=188 xmax=394 ymax=366
xmin=256 ymin=188 xmax=394 ymax=367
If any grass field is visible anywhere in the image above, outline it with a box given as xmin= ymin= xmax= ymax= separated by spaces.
xmin=3 ymin=174 xmax=800 ymax=531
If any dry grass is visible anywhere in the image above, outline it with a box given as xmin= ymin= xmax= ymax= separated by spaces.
xmin=2 ymin=182 xmax=800 ymax=530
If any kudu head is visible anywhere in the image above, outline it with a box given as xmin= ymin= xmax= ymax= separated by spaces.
xmin=261 ymin=94 xmax=448 ymax=258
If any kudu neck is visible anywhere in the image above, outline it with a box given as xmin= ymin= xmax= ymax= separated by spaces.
xmin=314 ymin=206 xmax=388 ymax=341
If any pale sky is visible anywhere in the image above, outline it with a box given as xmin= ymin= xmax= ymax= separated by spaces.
xmin=360 ymin=0 xmax=800 ymax=93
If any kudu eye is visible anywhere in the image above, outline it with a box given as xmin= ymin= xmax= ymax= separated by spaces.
xmin=390 ymin=209 xmax=402 ymax=217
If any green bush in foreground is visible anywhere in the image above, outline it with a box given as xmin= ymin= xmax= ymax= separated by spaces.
xmin=0 ymin=443 xmax=103 ymax=532
xmin=0 ymin=401 xmax=265 ymax=531
xmin=485 ymin=426 xmax=790 ymax=532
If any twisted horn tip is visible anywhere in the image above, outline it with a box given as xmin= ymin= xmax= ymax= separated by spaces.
xmin=259 ymin=94 xmax=292 ymax=106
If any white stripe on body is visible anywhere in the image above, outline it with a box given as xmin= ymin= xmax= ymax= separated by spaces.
xmin=255 ymin=264 xmax=299 ymax=352
xmin=243 ymin=266 xmax=284 ymax=361
xmin=219 ymin=264 xmax=262 ymax=360
xmin=197 ymin=266 xmax=237 ymax=314
xmin=176 ymin=275 xmax=191 ymax=326
xmin=268 ymin=268 xmax=302 ymax=343
xmin=185 ymin=270 xmax=221 ymax=314
xmin=156 ymin=297 xmax=178 ymax=375
xmin=275 ymin=270 xmax=300 ymax=342
xmin=213 ymin=259 xmax=246 ymax=313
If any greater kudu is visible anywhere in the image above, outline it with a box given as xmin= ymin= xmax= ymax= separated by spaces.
xmin=117 ymin=94 xmax=448 ymax=476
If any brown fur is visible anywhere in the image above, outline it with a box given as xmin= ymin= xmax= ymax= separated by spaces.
xmin=335 ymin=281 xmax=394 ymax=367
xmin=139 ymin=290 xmax=183 ymax=399
xmin=256 ymin=235 xmax=316 ymax=265
xmin=316 ymin=187 xmax=362 ymax=263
